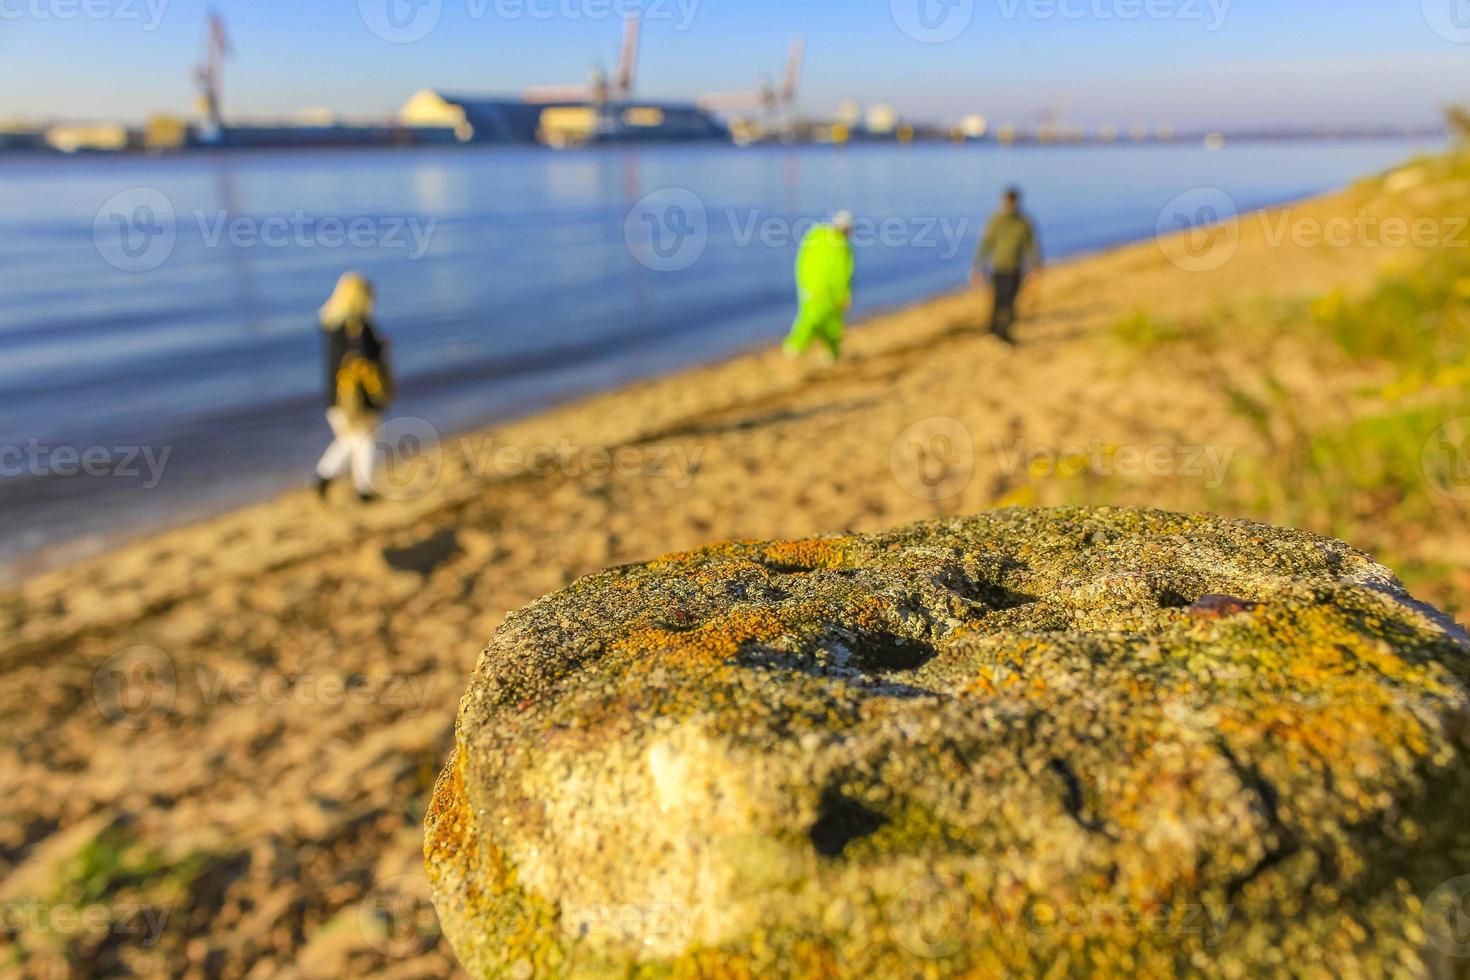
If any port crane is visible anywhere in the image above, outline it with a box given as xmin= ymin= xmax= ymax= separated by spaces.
xmin=698 ymin=37 xmax=805 ymax=138
xmin=523 ymin=14 xmax=642 ymax=105
xmin=193 ymin=11 xmax=232 ymax=143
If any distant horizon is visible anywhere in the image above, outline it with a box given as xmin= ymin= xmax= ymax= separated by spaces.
xmin=2 ymin=1 xmax=1468 ymax=129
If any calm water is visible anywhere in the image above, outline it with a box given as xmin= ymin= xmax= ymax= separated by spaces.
xmin=0 ymin=139 xmax=1438 ymax=569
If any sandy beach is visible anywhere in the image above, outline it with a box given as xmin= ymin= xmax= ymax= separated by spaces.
xmin=3 ymin=152 xmax=1468 ymax=977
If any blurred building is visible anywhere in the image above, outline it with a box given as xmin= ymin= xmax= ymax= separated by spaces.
xmin=0 ymin=120 xmax=44 ymax=152
xmin=865 ymin=104 xmax=898 ymax=136
xmin=45 ymin=124 xmax=132 ymax=153
xmin=960 ymin=115 xmax=989 ymax=140
xmin=399 ymin=90 xmax=727 ymax=147
xmin=145 ymin=115 xmax=190 ymax=151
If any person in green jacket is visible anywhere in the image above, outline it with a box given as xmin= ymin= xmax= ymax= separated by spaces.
xmin=972 ymin=187 xmax=1042 ymax=345
xmin=784 ymin=211 xmax=855 ymax=362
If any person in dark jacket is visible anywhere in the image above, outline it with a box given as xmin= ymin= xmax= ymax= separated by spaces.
xmin=971 ymin=187 xmax=1043 ymax=345
xmin=314 ymin=273 xmax=393 ymax=502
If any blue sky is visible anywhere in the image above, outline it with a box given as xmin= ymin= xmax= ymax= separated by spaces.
xmin=1 ymin=0 xmax=1467 ymax=127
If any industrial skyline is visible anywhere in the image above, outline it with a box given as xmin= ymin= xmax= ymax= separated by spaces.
xmin=1 ymin=0 xmax=1467 ymax=130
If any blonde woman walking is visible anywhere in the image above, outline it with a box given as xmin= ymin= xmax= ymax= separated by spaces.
xmin=315 ymin=273 xmax=393 ymax=503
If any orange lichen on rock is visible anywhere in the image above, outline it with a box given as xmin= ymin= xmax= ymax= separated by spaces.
xmin=427 ymin=508 xmax=1470 ymax=979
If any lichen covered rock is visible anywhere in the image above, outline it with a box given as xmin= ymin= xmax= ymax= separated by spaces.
xmin=425 ymin=508 xmax=1470 ymax=977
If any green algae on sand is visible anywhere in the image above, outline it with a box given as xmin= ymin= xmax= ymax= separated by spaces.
xmin=426 ymin=507 xmax=1470 ymax=978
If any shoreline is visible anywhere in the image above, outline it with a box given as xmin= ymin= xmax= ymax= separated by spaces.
xmin=0 ymin=163 xmax=1425 ymax=622
xmin=3 ymin=150 xmax=1466 ymax=977
xmin=0 ymin=130 xmax=1446 ymax=161
xmin=0 ymin=177 xmax=1366 ymax=590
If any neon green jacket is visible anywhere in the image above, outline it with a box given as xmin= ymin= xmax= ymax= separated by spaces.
xmin=795 ymin=225 xmax=854 ymax=311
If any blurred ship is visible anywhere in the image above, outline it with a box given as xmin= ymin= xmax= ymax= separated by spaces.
xmin=400 ymin=14 xmax=727 ymax=147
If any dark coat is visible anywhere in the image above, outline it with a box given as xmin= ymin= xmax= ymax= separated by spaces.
xmin=324 ymin=319 xmax=389 ymax=410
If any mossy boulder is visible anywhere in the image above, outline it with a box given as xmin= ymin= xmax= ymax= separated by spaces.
xmin=425 ymin=508 xmax=1470 ymax=978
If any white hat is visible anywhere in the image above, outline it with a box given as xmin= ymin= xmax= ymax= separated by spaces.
xmin=831 ymin=210 xmax=854 ymax=232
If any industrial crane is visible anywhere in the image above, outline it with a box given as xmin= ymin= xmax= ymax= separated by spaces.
xmin=523 ymin=14 xmax=642 ymax=105
xmin=193 ymin=11 xmax=232 ymax=143
xmin=697 ymin=38 xmax=805 ymax=141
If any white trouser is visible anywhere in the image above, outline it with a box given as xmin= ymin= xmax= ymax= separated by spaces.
xmin=316 ymin=408 xmax=380 ymax=495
